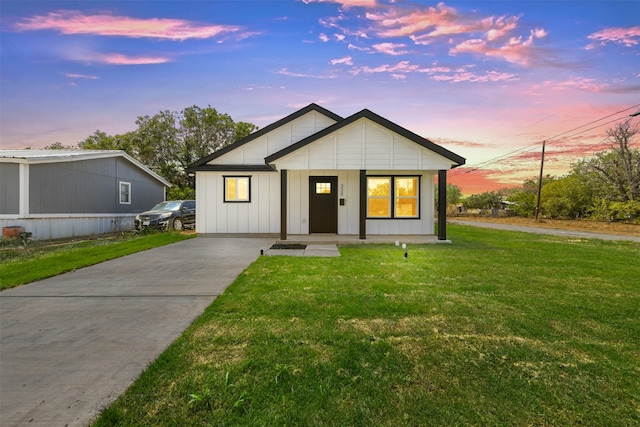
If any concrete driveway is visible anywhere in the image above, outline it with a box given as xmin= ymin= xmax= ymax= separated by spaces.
xmin=0 ymin=237 xmax=272 ymax=427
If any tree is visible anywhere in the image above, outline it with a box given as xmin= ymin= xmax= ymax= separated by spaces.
xmin=462 ymin=191 xmax=503 ymax=211
xmin=76 ymin=105 xmax=258 ymax=191
xmin=78 ymin=130 xmax=136 ymax=154
xmin=44 ymin=141 xmax=75 ymax=149
xmin=434 ymin=183 xmax=463 ymax=207
xmin=134 ymin=105 xmax=258 ymax=188
xmin=540 ymin=174 xmax=593 ymax=219
xmin=577 ymin=120 xmax=640 ymax=202
xmin=506 ymin=177 xmax=551 ymax=217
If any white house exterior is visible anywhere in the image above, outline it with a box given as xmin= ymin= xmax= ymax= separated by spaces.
xmin=187 ymin=104 xmax=465 ymax=240
xmin=0 ymin=150 xmax=169 ymax=240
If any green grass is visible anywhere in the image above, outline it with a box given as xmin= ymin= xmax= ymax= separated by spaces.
xmin=0 ymin=232 xmax=193 ymax=290
xmin=94 ymin=224 xmax=639 ymax=426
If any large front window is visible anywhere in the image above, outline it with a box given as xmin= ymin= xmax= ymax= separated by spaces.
xmin=367 ymin=176 xmax=419 ymax=218
xmin=224 ymin=176 xmax=251 ymax=202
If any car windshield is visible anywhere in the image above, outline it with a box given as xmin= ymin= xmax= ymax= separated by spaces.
xmin=151 ymin=201 xmax=182 ymax=211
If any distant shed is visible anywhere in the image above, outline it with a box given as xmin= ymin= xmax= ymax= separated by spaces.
xmin=0 ymin=150 xmax=169 ymax=240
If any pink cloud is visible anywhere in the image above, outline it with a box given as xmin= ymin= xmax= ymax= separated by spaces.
xmin=14 ymin=10 xmax=243 ymax=41
xmin=526 ymin=77 xmax=608 ymax=94
xmin=485 ymin=16 xmax=520 ymax=41
xmin=64 ymin=72 xmax=98 ymax=79
xmin=277 ymin=68 xmax=336 ymax=79
xmin=351 ymin=4 xmax=550 ymax=67
xmin=365 ymin=3 xmax=523 ymax=44
xmin=89 ymin=53 xmax=170 ymax=65
xmin=365 ymin=3 xmax=458 ymax=38
xmin=330 ymin=56 xmax=353 ymax=65
xmin=586 ymin=26 xmax=640 ymax=49
xmin=350 ymin=60 xmax=420 ymax=75
xmin=450 ymin=29 xmax=547 ymax=66
xmin=303 ymin=0 xmax=378 ymax=8
xmin=372 ymin=42 xmax=408 ymax=55
xmin=348 ymin=59 xmax=515 ymax=83
xmin=432 ymin=70 xmax=517 ymax=83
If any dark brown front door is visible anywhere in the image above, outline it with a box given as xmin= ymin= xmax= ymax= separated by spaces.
xmin=309 ymin=176 xmax=338 ymax=233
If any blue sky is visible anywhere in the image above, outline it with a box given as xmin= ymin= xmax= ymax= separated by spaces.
xmin=1 ymin=0 xmax=638 ymax=193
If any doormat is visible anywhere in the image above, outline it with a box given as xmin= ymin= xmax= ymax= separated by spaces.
xmin=270 ymin=244 xmax=307 ymax=250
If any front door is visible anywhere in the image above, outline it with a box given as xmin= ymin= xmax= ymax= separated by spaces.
xmin=309 ymin=176 xmax=338 ymax=233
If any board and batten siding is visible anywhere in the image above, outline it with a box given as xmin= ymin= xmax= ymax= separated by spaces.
xmin=271 ymin=118 xmax=455 ymax=171
xmin=196 ymin=172 xmax=280 ymax=234
xmin=286 ymin=170 xmax=434 ymax=235
xmin=197 ymin=169 xmax=435 ymax=236
xmin=208 ymin=111 xmax=338 ymax=165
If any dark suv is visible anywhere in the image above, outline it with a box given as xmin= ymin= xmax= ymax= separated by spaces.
xmin=135 ymin=200 xmax=196 ymax=231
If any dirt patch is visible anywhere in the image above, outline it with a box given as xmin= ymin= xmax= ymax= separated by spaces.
xmin=453 ymin=216 xmax=640 ymax=237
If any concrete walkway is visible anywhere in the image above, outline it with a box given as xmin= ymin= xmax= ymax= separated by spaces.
xmin=449 ymin=219 xmax=640 ymax=242
xmin=0 ymin=237 xmax=272 ymax=427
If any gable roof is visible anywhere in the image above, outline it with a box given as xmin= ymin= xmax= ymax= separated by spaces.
xmin=0 ymin=149 xmax=171 ymax=186
xmin=187 ymin=103 xmax=343 ymax=171
xmin=265 ymin=108 xmax=466 ymax=168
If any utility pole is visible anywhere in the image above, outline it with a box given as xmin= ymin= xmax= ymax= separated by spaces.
xmin=535 ymin=140 xmax=546 ymax=221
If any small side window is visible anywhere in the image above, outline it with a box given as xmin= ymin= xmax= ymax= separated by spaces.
xmin=119 ymin=181 xmax=131 ymax=204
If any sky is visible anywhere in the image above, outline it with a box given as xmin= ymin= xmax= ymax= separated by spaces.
xmin=1 ymin=0 xmax=639 ymax=194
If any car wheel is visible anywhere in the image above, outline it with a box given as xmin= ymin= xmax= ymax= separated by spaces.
xmin=172 ymin=217 xmax=184 ymax=231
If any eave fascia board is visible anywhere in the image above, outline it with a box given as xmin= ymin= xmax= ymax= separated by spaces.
xmin=187 ymin=164 xmax=276 ymax=173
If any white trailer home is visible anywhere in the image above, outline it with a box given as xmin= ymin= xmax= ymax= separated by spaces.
xmin=187 ymin=104 xmax=465 ymax=240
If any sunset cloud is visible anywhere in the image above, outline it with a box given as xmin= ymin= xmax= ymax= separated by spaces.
xmin=277 ymin=68 xmax=336 ymax=79
xmin=303 ymin=0 xmax=378 ymax=8
xmin=318 ymin=3 xmax=548 ymax=68
xmin=450 ymin=29 xmax=547 ymax=66
xmin=330 ymin=56 xmax=353 ymax=65
xmin=432 ymin=69 xmax=517 ymax=83
xmin=372 ymin=42 xmax=408 ymax=55
xmin=350 ymin=60 xmax=421 ymax=76
xmin=64 ymin=72 xmax=98 ymax=79
xmin=14 ymin=10 xmax=244 ymax=41
xmin=348 ymin=59 xmax=516 ymax=83
xmin=586 ymin=25 xmax=640 ymax=49
xmin=82 ymin=53 xmax=171 ymax=65
xmin=365 ymin=3 xmax=459 ymax=38
xmin=526 ymin=77 xmax=608 ymax=94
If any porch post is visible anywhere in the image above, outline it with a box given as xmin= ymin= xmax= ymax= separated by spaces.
xmin=438 ymin=170 xmax=447 ymax=241
xmin=359 ymin=170 xmax=366 ymax=239
xmin=280 ymin=169 xmax=287 ymax=240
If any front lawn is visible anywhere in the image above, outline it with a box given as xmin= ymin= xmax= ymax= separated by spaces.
xmin=95 ymin=225 xmax=639 ymax=426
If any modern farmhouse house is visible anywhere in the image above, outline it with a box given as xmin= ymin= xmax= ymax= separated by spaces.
xmin=187 ymin=104 xmax=465 ymax=240
xmin=0 ymin=150 xmax=170 ymax=240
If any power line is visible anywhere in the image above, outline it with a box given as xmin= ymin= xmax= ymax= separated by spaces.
xmin=449 ymin=103 xmax=640 ymax=177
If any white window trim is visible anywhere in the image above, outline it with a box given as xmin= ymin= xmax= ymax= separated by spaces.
xmin=119 ymin=181 xmax=131 ymax=205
